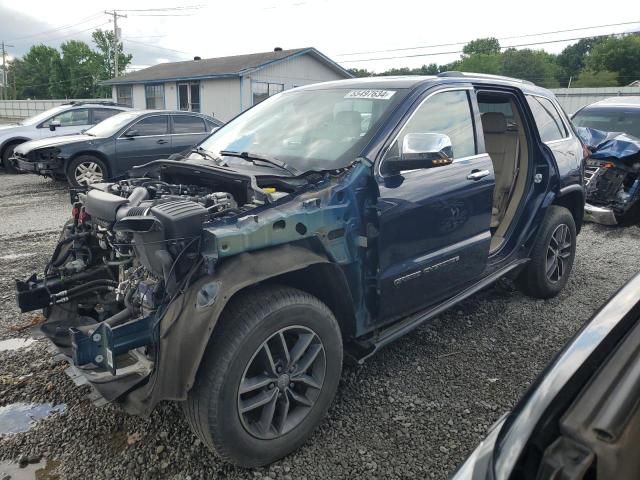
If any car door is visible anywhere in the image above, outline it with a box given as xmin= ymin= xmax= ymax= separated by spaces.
xmin=169 ymin=114 xmax=210 ymax=155
xmin=115 ymin=115 xmax=171 ymax=170
xmin=38 ymin=108 xmax=91 ymax=138
xmin=375 ymin=87 xmax=495 ymax=321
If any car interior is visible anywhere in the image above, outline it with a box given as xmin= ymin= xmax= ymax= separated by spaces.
xmin=478 ymin=91 xmax=530 ymax=252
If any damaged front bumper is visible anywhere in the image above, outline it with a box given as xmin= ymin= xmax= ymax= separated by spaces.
xmin=584 ymin=203 xmax=617 ymax=225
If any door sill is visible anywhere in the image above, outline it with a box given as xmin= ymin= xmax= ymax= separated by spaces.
xmin=348 ymin=258 xmax=529 ymax=364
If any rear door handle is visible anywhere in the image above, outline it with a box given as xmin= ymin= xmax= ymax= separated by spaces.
xmin=156 ymin=139 xmax=168 ymax=144
xmin=467 ymin=169 xmax=490 ymax=181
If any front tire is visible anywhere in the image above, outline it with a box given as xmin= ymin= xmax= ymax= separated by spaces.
xmin=518 ymin=205 xmax=576 ymax=298
xmin=2 ymin=142 xmax=23 ymax=174
xmin=66 ymin=155 xmax=108 ymax=187
xmin=184 ymin=285 xmax=343 ymax=467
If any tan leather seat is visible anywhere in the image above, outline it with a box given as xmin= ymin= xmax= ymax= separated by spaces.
xmin=481 ymin=112 xmax=519 ymax=228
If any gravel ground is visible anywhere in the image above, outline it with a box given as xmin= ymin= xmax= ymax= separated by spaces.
xmin=1 ymin=170 xmax=639 ymax=480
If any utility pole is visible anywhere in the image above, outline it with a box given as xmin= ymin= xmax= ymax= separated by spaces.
xmin=1 ymin=41 xmax=15 ymax=100
xmin=105 ymin=11 xmax=127 ymax=77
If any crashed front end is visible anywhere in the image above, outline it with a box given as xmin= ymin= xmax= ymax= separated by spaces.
xmin=15 ymin=159 xmax=370 ymax=413
xmin=578 ymin=127 xmax=640 ymax=225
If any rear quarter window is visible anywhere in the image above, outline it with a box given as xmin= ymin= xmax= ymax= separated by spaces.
xmin=526 ymin=96 xmax=568 ymax=142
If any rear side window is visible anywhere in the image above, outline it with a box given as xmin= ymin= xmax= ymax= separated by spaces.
xmin=526 ymin=96 xmax=568 ymax=142
xmin=172 ymin=115 xmax=206 ymax=134
xmin=573 ymin=109 xmax=640 ymax=138
xmin=384 ymin=90 xmax=476 ymax=161
xmin=92 ymin=109 xmax=120 ymax=124
xmin=126 ymin=115 xmax=169 ymax=136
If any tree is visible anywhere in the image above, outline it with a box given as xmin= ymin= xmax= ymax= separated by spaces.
xmin=450 ymin=53 xmax=503 ymax=75
xmin=92 ymin=29 xmax=132 ymax=79
xmin=13 ymin=45 xmax=61 ymax=99
xmin=501 ymin=48 xmax=560 ymax=87
xmin=49 ymin=40 xmax=97 ymax=98
xmin=462 ymin=37 xmax=501 ymax=56
xmin=587 ymin=34 xmax=640 ymax=86
xmin=556 ymin=37 xmax=604 ymax=85
xmin=572 ymin=70 xmax=619 ymax=87
xmin=348 ymin=68 xmax=373 ymax=78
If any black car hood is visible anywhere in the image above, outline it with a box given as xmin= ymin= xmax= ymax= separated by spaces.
xmin=14 ymin=134 xmax=99 ymax=153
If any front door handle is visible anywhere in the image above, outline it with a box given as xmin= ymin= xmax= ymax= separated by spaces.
xmin=467 ymin=169 xmax=490 ymax=181
xmin=156 ymin=139 xmax=168 ymax=144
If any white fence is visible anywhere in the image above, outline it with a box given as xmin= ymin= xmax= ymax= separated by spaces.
xmin=0 ymin=99 xmax=110 ymax=120
xmin=551 ymin=87 xmax=640 ymax=114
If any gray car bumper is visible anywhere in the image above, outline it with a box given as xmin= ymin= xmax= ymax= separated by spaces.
xmin=584 ymin=203 xmax=617 ymax=226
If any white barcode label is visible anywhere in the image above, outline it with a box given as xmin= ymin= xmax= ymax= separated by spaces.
xmin=344 ymin=89 xmax=396 ymax=100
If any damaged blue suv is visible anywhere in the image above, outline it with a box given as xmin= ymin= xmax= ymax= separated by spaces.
xmin=16 ymin=73 xmax=585 ymax=467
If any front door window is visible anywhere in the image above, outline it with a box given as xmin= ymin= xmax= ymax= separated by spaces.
xmin=178 ymin=82 xmax=200 ymax=112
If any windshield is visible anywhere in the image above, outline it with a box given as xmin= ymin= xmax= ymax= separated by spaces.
xmin=21 ymin=106 xmax=68 ymax=126
xmin=197 ymin=87 xmax=407 ymax=172
xmin=85 ymin=111 xmax=141 ymax=137
xmin=573 ymin=108 xmax=640 ymax=138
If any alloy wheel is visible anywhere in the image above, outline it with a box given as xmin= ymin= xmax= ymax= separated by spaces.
xmin=546 ymin=223 xmax=572 ymax=283
xmin=74 ymin=161 xmax=104 ymax=185
xmin=237 ymin=325 xmax=326 ymax=440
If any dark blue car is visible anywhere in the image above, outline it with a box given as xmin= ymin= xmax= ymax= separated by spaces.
xmin=12 ymin=110 xmax=223 ymax=186
xmin=17 ymin=73 xmax=586 ymax=467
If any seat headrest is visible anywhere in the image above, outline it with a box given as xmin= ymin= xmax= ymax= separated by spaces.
xmin=482 ymin=112 xmax=507 ymax=134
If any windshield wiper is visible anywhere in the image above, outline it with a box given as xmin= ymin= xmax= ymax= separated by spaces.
xmin=190 ymin=146 xmax=223 ymax=164
xmin=220 ymin=150 xmax=300 ymax=176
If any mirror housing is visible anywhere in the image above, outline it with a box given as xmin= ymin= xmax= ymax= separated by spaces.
xmin=384 ymin=133 xmax=453 ymax=173
xmin=124 ymin=129 xmax=139 ymax=138
xmin=49 ymin=120 xmax=61 ymax=132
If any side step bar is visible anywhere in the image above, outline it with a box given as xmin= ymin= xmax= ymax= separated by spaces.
xmin=351 ymin=259 xmax=529 ymax=364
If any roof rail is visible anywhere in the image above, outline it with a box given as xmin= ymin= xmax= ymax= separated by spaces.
xmin=61 ymin=100 xmax=130 ymax=107
xmin=437 ymin=71 xmax=534 ymax=85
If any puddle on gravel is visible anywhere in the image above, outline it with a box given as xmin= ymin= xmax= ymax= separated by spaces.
xmin=0 ymin=459 xmax=60 ymax=480
xmin=0 ymin=403 xmax=66 ymax=434
xmin=0 ymin=337 xmax=36 ymax=352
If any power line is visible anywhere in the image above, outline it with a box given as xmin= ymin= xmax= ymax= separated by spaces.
xmin=117 ymin=5 xmax=204 ymax=12
xmin=122 ymin=38 xmax=189 ymax=55
xmin=340 ymin=29 xmax=639 ymax=64
xmin=7 ymin=12 xmax=103 ymax=42
xmin=336 ymin=19 xmax=640 ymax=57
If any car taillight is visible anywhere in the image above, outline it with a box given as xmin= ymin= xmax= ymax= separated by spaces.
xmin=79 ymin=207 xmax=90 ymax=224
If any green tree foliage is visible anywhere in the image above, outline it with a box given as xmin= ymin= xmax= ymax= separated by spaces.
xmin=462 ymin=37 xmax=501 ymax=56
xmin=10 ymin=30 xmax=132 ymax=99
xmin=587 ymin=35 xmax=640 ymax=86
xmin=572 ymin=69 xmax=619 ymax=87
xmin=12 ymin=45 xmax=60 ymax=99
xmin=556 ymin=37 xmax=604 ymax=85
xmin=450 ymin=53 xmax=503 ymax=75
xmin=348 ymin=68 xmax=373 ymax=78
xmin=501 ymin=48 xmax=560 ymax=87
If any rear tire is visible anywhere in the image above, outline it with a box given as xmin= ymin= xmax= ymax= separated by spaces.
xmin=2 ymin=142 xmax=23 ymax=174
xmin=517 ymin=205 xmax=576 ymax=299
xmin=184 ymin=285 xmax=343 ymax=467
xmin=66 ymin=155 xmax=108 ymax=187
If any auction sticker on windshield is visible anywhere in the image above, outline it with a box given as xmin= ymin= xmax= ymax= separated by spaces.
xmin=344 ymin=89 xmax=396 ymax=100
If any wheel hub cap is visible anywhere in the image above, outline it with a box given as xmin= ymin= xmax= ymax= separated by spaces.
xmin=237 ymin=325 xmax=326 ymax=439
xmin=74 ymin=162 xmax=103 ymax=185
xmin=546 ymin=223 xmax=572 ymax=283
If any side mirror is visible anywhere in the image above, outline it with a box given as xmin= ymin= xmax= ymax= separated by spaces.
xmin=124 ymin=129 xmax=139 ymax=138
xmin=49 ymin=120 xmax=61 ymax=131
xmin=385 ymin=133 xmax=453 ymax=173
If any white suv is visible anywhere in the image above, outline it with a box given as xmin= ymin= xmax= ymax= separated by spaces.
xmin=0 ymin=102 xmax=131 ymax=172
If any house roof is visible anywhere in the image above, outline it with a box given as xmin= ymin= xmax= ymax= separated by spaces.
xmin=103 ymin=47 xmax=353 ymax=85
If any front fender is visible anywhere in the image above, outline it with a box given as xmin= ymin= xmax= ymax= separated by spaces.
xmin=124 ymin=243 xmax=332 ymax=414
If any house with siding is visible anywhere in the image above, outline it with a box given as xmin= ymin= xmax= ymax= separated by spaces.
xmin=102 ymin=47 xmax=353 ymax=122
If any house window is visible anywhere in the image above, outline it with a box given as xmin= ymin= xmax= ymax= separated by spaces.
xmin=178 ymin=82 xmax=200 ymax=112
xmin=116 ymin=85 xmax=133 ymax=107
xmin=252 ymin=82 xmax=284 ymax=105
xmin=145 ymin=84 xmax=165 ymax=109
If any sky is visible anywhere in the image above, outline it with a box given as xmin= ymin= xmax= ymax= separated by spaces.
xmin=0 ymin=0 xmax=638 ymax=74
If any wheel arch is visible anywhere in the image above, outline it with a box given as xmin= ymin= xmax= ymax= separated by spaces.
xmin=554 ymin=184 xmax=585 ymax=234
xmin=124 ymin=243 xmax=357 ymax=414
xmin=0 ymin=137 xmax=30 ymax=159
